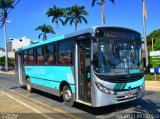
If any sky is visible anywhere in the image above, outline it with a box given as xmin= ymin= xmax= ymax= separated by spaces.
xmin=0 ymin=0 xmax=160 ymax=48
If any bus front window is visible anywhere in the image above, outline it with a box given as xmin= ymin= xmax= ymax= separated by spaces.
xmin=93 ymin=37 xmax=142 ymax=76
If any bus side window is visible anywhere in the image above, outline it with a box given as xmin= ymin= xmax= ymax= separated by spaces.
xmin=58 ymin=41 xmax=73 ymax=65
xmin=45 ymin=44 xmax=54 ymax=65
xmin=28 ymin=49 xmax=34 ymax=65
xmin=36 ymin=47 xmax=44 ymax=65
xmin=23 ymin=50 xmax=28 ymax=65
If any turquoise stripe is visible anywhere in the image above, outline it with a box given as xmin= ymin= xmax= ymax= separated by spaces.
xmin=30 ymin=77 xmax=59 ymax=89
xmin=113 ymin=77 xmax=144 ymax=90
xmin=24 ymin=66 xmax=75 ymax=93
xmin=124 ymin=77 xmax=144 ymax=89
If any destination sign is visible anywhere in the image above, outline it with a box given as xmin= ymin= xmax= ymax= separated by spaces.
xmin=95 ymin=27 xmax=141 ymax=40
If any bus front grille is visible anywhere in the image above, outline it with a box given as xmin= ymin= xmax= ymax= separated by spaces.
xmin=95 ymin=73 xmax=144 ymax=83
xmin=115 ymin=92 xmax=138 ymax=102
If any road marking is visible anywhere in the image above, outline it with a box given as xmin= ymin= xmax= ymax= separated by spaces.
xmin=9 ymin=89 xmax=80 ymax=119
xmin=0 ymin=91 xmax=53 ymax=119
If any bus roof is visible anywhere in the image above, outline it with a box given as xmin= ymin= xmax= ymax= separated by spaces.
xmin=16 ymin=27 xmax=96 ymax=52
xmin=15 ymin=26 xmax=140 ymax=52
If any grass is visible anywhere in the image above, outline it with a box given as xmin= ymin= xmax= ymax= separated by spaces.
xmin=145 ymin=74 xmax=160 ymax=81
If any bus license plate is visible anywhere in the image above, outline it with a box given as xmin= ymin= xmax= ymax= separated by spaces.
xmin=125 ymin=93 xmax=133 ymax=98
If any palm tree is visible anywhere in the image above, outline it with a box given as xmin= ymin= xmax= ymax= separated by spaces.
xmin=92 ymin=0 xmax=114 ymax=26
xmin=65 ymin=5 xmax=88 ymax=32
xmin=46 ymin=5 xmax=65 ymax=36
xmin=35 ymin=24 xmax=55 ymax=41
xmin=0 ymin=0 xmax=14 ymax=28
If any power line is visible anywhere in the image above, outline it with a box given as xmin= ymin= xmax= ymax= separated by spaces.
xmin=7 ymin=0 xmax=21 ymax=15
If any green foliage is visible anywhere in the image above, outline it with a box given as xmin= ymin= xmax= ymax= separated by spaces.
xmin=145 ymin=74 xmax=160 ymax=81
xmin=153 ymin=36 xmax=160 ymax=51
xmin=0 ymin=0 xmax=14 ymax=9
xmin=0 ymin=56 xmax=15 ymax=66
xmin=46 ymin=5 xmax=66 ymax=35
xmin=0 ymin=56 xmax=5 ymax=66
xmin=46 ymin=5 xmax=65 ymax=25
xmin=147 ymin=29 xmax=160 ymax=51
xmin=8 ymin=57 xmax=14 ymax=66
xmin=0 ymin=0 xmax=14 ymax=28
xmin=35 ymin=24 xmax=55 ymax=41
xmin=65 ymin=5 xmax=88 ymax=32
xmin=92 ymin=0 xmax=114 ymax=6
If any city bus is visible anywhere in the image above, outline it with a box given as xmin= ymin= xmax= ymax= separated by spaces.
xmin=15 ymin=26 xmax=144 ymax=107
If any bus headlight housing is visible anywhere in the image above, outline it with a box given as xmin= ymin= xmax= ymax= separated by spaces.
xmin=95 ymin=82 xmax=116 ymax=95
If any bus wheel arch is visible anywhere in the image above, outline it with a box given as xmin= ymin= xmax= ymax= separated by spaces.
xmin=60 ymin=81 xmax=74 ymax=107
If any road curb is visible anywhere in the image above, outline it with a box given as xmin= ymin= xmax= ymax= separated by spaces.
xmin=145 ymin=81 xmax=160 ymax=91
xmin=145 ymin=86 xmax=160 ymax=91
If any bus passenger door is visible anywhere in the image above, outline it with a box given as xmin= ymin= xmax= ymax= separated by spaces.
xmin=18 ymin=53 xmax=23 ymax=84
xmin=77 ymin=40 xmax=91 ymax=103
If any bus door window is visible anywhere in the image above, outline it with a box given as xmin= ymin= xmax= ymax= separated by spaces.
xmin=78 ymin=40 xmax=91 ymax=102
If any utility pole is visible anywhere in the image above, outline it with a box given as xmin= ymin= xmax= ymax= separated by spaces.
xmin=4 ymin=20 xmax=8 ymax=72
xmin=3 ymin=20 xmax=11 ymax=71
xmin=142 ymin=0 xmax=149 ymax=68
xmin=151 ymin=38 xmax=157 ymax=80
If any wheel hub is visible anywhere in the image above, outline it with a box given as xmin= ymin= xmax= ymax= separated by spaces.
xmin=64 ymin=90 xmax=72 ymax=101
xmin=27 ymin=81 xmax=30 ymax=90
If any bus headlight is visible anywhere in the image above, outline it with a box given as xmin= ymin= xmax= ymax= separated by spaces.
xmin=95 ymin=82 xmax=116 ymax=95
xmin=139 ymin=84 xmax=144 ymax=90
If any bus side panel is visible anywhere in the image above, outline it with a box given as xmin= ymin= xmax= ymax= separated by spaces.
xmin=24 ymin=66 xmax=75 ymax=94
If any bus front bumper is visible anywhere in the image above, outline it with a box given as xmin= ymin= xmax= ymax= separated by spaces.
xmin=91 ymin=86 xmax=144 ymax=107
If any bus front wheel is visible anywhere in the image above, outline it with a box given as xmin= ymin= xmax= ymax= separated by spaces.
xmin=63 ymin=85 xmax=74 ymax=107
xmin=26 ymin=78 xmax=32 ymax=93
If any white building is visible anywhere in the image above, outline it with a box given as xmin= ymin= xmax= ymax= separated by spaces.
xmin=7 ymin=36 xmax=31 ymax=58
xmin=0 ymin=47 xmax=5 ymax=57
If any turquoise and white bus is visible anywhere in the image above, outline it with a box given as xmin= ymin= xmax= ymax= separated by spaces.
xmin=15 ymin=26 xmax=144 ymax=107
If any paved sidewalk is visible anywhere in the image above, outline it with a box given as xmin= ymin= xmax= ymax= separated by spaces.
xmin=0 ymin=90 xmax=67 ymax=119
xmin=0 ymin=70 xmax=15 ymax=74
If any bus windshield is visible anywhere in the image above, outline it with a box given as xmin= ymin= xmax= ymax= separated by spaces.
xmin=93 ymin=37 xmax=143 ymax=76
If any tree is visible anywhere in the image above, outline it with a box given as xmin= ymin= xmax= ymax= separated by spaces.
xmin=0 ymin=56 xmax=14 ymax=67
xmin=92 ymin=0 xmax=114 ymax=26
xmin=65 ymin=5 xmax=88 ymax=32
xmin=0 ymin=56 xmax=5 ymax=66
xmin=0 ymin=0 xmax=14 ymax=28
xmin=35 ymin=24 xmax=55 ymax=41
xmin=147 ymin=29 xmax=160 ymax=51
xmin=46 ymin=5 xmax=65 ymax=36
xmin=153 ymin=36 xmax=160 ymax=51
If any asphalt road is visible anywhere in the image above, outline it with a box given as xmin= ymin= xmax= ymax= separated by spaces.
xmin=0 ymin=73 xmax=160 ymax=119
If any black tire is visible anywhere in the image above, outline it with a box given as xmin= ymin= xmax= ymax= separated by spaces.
xmin=26 ymin=78 xmax=32 ymax=93
xmin=63 ymin=85 xmax=74 ymax=107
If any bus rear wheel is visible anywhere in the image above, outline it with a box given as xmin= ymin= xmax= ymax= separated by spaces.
xmin=63 ymin=85 xmax=74 ymax=107
xmin=26 ymin=78 xmax=32 ymax=93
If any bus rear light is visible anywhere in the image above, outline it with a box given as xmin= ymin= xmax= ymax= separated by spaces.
xmin=95 ymin=82 xmax=117 ymax=95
